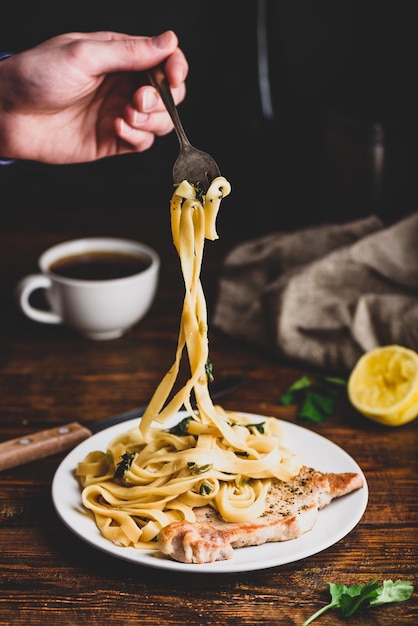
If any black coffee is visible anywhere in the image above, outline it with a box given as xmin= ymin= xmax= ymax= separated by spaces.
xmin=49 ymin=251 xmax=151 ymax=280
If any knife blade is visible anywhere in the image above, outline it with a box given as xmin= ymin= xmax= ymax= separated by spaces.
xmin=0 ymin=375 xmax=244 ymax=471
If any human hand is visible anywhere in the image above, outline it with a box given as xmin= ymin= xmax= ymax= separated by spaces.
xmin=0 ymin=30 xmax=188 ymax=164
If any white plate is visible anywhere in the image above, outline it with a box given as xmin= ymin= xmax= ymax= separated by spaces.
xmin=52 ymin=412 xmax=368 ymax=573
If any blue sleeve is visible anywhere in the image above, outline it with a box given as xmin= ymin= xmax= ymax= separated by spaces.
xmin=0 ymin=52 xmax=16 ymax=164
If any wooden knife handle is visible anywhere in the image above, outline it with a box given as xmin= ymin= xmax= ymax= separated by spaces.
xmin=0 ymin=422 xmax=92 ymax=471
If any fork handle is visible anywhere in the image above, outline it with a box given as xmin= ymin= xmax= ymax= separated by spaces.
xmin=148 ymin=65 xmax=191 ymax=150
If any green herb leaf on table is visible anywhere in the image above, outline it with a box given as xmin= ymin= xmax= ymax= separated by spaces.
xmin=301 ymin=579 xmax=414 ymax=625
xmin=279 ymin=375 xmax=347 ymax=423
xmin=369 ymin=578 xmax=415 ymax=607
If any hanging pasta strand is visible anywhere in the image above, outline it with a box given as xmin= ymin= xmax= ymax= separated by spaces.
xmin=77 ymin=177 xmax=304 ymax=550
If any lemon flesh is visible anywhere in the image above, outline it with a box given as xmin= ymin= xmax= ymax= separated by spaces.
xmin=348 ymin=345 xmax=418 ymax=426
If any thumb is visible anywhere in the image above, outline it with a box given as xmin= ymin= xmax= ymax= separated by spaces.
xmin=86 ymin=30 xmax=180 ymax=75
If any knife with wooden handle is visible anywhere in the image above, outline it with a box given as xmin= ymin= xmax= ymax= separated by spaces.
xmin=0 ymin=375 xmax=244 ymax=471
xmin=0 ymin=422 xmax=92 ymax=471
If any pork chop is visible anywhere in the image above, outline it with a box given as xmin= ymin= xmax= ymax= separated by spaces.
xmin=158 ymin=466 xmax=363 ymax=564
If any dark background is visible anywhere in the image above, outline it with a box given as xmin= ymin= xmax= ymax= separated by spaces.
xmin=1 ymin=0 xmax=416 ymax=239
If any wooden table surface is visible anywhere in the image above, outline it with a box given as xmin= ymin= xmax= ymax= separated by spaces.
xmin=0 ymin=205 xmax=416 ymax=626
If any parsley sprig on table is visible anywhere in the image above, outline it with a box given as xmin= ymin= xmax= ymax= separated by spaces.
xmin=302 ymin=579 xmax=414 ymax=624
xmin=279 ymin=375 xmax=347 ymax=423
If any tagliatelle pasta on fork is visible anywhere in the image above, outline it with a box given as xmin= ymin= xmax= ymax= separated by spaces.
xmin=76 ymin=177 xmax=303 ymax=550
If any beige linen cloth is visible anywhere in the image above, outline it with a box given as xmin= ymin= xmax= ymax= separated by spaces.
xmin=213 ymin=212 xmax=418 ymax=372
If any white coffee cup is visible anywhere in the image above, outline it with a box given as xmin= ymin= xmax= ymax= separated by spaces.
xmin=16 ymin=237 xmax=160 ymax=340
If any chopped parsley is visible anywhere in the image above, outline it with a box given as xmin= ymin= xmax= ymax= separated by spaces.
xmin=205 ymin=359 xmax=214 ymax=383
xmin=166 ymin=416 xmax=196 ymax=436
xmin=188 ymin=462 xmax=213 ymax=475
xmin=114 ymin=452 xmax=136 ymax=479
xmin=199 ymin=482 xmax=213 ymax=495
xmin=229 ymin=421 xmax=265 ymax=434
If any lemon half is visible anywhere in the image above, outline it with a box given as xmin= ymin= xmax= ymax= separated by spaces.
xmin=348 ymin=345 xmax=418 ymax=426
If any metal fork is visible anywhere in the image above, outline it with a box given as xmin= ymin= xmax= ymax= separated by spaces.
xmin=149 ymin=65 xmax=221 ymax=193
